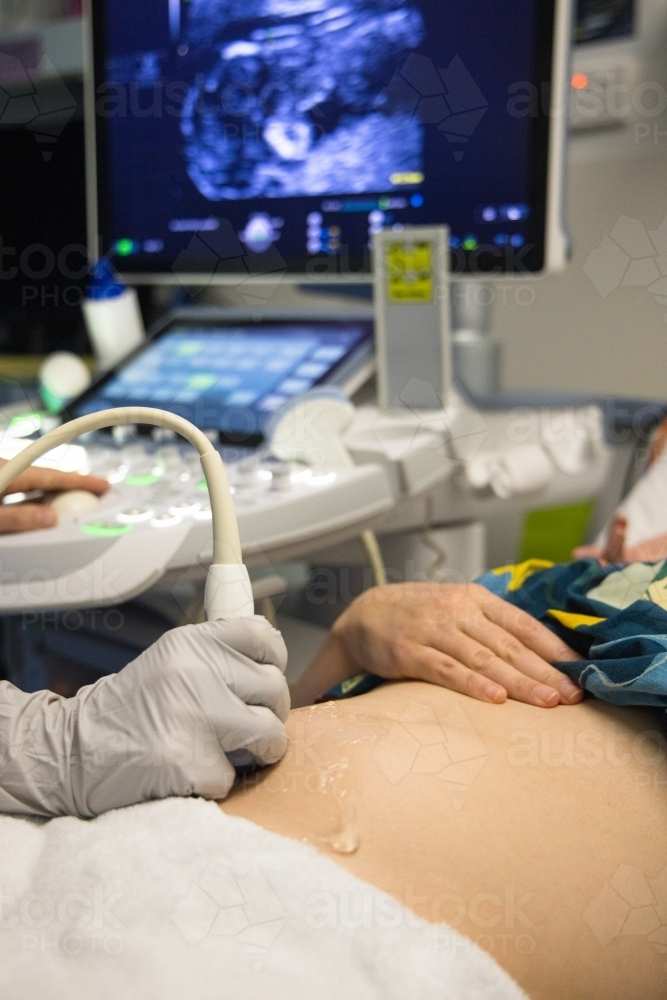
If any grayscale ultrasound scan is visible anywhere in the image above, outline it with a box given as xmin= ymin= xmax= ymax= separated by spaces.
xmin=180 ymin=0 xmax=425 ymax=201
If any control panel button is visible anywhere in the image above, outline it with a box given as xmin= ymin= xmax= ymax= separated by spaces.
xmin=125 ymin=474 xmax=160 ymax=486
xmin=82 ymin=520 xmax=132 ymax=537
xmin=169 ymin=501 xmax=200 ymax=515
xmin=150 ymin=512 xmax=183 ymax=527
xmin=235 ymin=462 xmax=260 ymax=488
xmin=107 ymin=464 xmax=129 ymax=484
xmin=193 ymin=504 xmax=212 ymax=520
xmin=270 ymin=465 xmax=291 ymax=492
xmin=117 ymin=507 xmax=154 ymax=524
xmin=112 ymin=425 xmax=135 ymax=446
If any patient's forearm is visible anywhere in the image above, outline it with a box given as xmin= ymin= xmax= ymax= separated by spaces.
xmin=290 ymin=631 xmax=358 ymax=707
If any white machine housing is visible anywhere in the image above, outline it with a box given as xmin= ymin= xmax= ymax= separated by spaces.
xmin=373 ymin=225 xmax=451 ymax=412
xmin=0 ymin=386 xmax=613 ymax=614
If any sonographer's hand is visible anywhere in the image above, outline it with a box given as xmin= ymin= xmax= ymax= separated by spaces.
xmin=0 ymin=458 xmax=108 ymax=533
xmin=0 ymin=617 xmax=289 ymax=818
xmin=293 ymin=583 xmax=584 ymax=709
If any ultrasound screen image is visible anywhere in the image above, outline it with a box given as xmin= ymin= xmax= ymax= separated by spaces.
xmin=96 ymin=0 xmax=550 ymax=273
xmin=181 ymin=0 xmax=425 ymax=201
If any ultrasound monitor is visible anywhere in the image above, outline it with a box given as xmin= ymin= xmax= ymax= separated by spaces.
xmin=86 ymin=0 xmax=572 ymax=281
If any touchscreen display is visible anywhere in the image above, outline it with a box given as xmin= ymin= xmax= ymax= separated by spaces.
xmin=73 ymin=322 xmax=370 ymax=437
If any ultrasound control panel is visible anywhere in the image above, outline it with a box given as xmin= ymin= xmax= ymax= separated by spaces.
xmin=0 ymin=432 xmax=394 ymax=614
xmin=0 ymin=386 xmax=615 ymax=615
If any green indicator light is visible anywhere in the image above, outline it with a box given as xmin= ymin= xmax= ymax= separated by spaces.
xmin=187 ymin=373 xmax=216 ymax=391
xmin=126 ymin=474 xmax=159 ymax=486
xmin=197 ymin=479 xmax=208 ymax=492
xmin=82 ymin=521 xmax=132 ymax=538
xmin=378 ymin=196 xmax=390 ymax=210
xmin=177 ymin=342 xmax=203 ymax=357
xmin=462 ymin=237 xmax=478 ymax=251
xmin=9 ymin=411 xmax=43 ymax=432
xmin=116 ymin=238 xmax=134 ymax=256
xmin=10 ymin=411 xmax=40 ymax=427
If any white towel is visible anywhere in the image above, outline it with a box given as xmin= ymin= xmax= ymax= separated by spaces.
xmin=0 ymin=797 xmax=528 ymax=1000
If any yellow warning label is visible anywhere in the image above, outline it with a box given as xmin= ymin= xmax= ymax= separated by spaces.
xmin=385 ymin=242 xmax=432 ymax=303
xmin=386 ymin=242 xmax=431 ymax=273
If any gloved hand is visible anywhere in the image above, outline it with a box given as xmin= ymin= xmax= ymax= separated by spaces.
xmin=0 ymin=616 xmax=290 ymax=818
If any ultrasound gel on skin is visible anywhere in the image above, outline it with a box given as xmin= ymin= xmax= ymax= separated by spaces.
xmin=82 ymin=259 xmax=145 ymax=373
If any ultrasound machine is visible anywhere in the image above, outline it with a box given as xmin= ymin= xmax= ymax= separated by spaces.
xmin=0 ymin=1 xmax=617 ymax=674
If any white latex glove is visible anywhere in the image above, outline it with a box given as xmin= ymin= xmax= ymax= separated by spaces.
xmin=0 ymin=617 xmax=290 ymax=818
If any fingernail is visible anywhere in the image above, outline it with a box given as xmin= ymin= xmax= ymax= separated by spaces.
xmin=534 ymin=684 xmax=559 ymax=706
xmin=560 ymin=681 xmax=583 ymax=702
xmin=483 ymin=683 xmax=506 ymax=704
xmin=37 ymin=507 xmax=56 ymax=526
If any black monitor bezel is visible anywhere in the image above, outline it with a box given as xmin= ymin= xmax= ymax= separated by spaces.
xmin=90 ymin=0 xmax=559 ymax=277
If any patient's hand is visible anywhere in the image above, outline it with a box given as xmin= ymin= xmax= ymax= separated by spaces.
xmin=292 ymin=582 xmax=584 ymax=708
xmin=572 ymin=512 xmax=667 ymax=564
